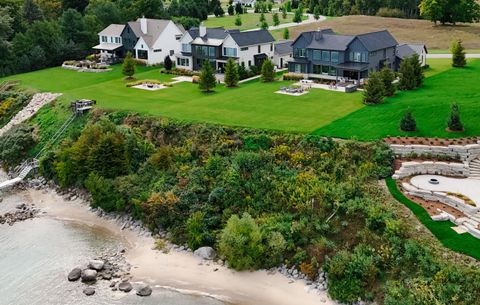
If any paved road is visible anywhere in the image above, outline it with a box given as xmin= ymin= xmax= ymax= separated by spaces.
xmin=427 ymin=54 xmax=480 ymax=58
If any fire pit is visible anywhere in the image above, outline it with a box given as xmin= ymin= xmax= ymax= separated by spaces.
xmin=429 ymin=178 xmax=440 ymax=185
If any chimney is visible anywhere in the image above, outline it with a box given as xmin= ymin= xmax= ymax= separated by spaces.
xmin=315 ymin=28 xmax=322 ymax=40
xmin=199 ymin=23 xmax=206 ymax=37
xmin=140 ymin=16 xmax=147 ymax=34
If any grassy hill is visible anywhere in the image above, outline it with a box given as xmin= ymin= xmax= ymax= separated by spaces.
xmin=271 ymin=15 xmax=480 ymax=50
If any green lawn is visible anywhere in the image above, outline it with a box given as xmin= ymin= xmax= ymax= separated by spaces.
xmin=386 ymin=178 xmax=480 ymax=260
xmin=2 ymin=65 xmax=362 ymax=133
xmin=313 ymin=58 xmax=480 ymax=140
xmin=429 ymin=49 xmax=480 ymax=54
xmin=3 ymin=58 xmax=478 ymax=138
xmin=204 ymin=12 xmax=306 ymax=30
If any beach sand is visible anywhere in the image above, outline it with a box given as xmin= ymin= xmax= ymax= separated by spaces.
xmin=18 ymin=187 xmax=337 ymax=305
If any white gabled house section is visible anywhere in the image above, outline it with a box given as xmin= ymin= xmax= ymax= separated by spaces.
xmin=149 ymin=21 xmax=184 ymax=64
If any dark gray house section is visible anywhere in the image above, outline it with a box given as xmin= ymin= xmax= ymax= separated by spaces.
xmin=288 ymin=29 xmax=398 ymax=81
xmin=187 ymin=27 xmax=231 ymax=71
xmin=121 ymin=23 xmax=141 ymax=55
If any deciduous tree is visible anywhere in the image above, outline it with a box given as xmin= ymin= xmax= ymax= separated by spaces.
xmin=122 ymin=52 xmax=136 ymax=79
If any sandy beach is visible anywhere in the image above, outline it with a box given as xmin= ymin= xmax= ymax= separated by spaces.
xmin=15 ymin=187 xmax=337 ymax=305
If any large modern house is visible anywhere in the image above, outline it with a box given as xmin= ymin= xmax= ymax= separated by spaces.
xmin=94 ymin=17 xmax=185 ymax=65
xmin=288 ymin=29 xmax=399 ymax=82
xmin=175 ymin=25 xmax=275 ymax=72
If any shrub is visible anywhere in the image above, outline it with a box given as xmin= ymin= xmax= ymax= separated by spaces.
xmin=164 ymin=55 xmax=173 ymax=71
xmin=150 ymin=146 xmax=173 ymax=170
xmin=376 ymin=7 xmax=406 ymax=18
xmin=0 ymin=124 xmax=35 ymax=170
xmin=125 ymin=79 xmax=162 ymax=87
xmin=400 ymin=108 xmax=417 ymax=132
xmin=235 ymin=14 xmax=242 ymax=26
xmin=447 ymin=103 xmax=464 ymax=131
xmin=283 ymin=73 xmax=304 ymax=81
xmin=85 ymin=172 xmax=123 ymax=212
xmin=219 ymin=213 xmax=264 ymax=270
xmin=186 ymin=211 xmax=210 ymax=250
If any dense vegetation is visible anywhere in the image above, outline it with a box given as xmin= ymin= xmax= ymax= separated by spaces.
xmin=0 ymin=90 xmax=31 ymax=128
xmin=3 ymin=109 xmax=472 ymax=304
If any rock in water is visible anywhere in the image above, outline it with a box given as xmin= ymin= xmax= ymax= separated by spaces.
xmin=88 ymin=260 xmax=105 ymax=271
xmin=81 ymin=269 xmax=97 ymax=283
xmin=118 ymin=281 xmax=133 ymax=292
xmin=83 ymin=287 xmax=95 ymax=296
xmin=136 ymin=285 xmax=152 ymax=297
xmin=67 ymin=268 xmax=82 ymax=281
xmin=193 ymin=247 xmax=216 ymax=260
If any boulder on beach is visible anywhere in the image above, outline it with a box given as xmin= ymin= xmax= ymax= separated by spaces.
xmin=88 ymin=260 xmax=105 ymax=271
xmin=136 ymin=284 xmax=152 ymax=297
xmin=81 ymin=269 xmax=97 ymax=282
xmin=67 ymin=267 xmax=82 ymax=281
xmin=83 ymin=287 xmax=95 ymax=296
xmin=118 ymin=281 xmax=133 ymax=292
xmin=193 ymin=247 xmax=216 ymax=260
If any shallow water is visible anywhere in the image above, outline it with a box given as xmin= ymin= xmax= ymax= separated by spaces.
xmin=0 ymin=187 xmax=224 ymax=305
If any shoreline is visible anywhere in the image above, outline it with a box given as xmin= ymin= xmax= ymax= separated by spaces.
xmin=8 ymin=185 xmax=337 ymax=305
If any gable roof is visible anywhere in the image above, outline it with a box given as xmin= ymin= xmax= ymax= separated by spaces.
xmin=356 ymin=30 xmax=398 ymax=51
xmin=125 ymin=18 xmax=183 ymax=48
xmin=275 ymin=40 xmax=293 ymax=55
xmin=188 ymin=27 xmax=231 ymax=40
xmin=99 ymin=24 xmax=125 ymax=36
xmin=396 ymin=43 xmax=428 ymax=59
xmin=229 ymin=29 xmax=275 ymax=47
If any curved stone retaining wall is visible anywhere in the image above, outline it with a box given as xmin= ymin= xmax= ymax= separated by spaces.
xmin=393 ymin=161 xmax=469 ymax=180
xmin=390 ymin=143 xmax=480 ymax=162
xmin=401 ymin=181 xmax=479 ymax=214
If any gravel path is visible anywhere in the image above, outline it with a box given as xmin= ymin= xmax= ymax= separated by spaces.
xmin=0 ymin=92 xmax=62 ymax=137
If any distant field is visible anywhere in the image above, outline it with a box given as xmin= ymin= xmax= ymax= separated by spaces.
xmin=204 ymin=12 xmax=306 ymax=30
xmin=271 ymin=15 xmax=480 ymax=50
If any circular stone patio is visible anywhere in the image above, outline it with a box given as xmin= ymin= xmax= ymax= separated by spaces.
xmin=410 ymin=175 xmax=480 ymax=206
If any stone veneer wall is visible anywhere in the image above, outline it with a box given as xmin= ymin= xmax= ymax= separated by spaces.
xmin=392 ymin=161 xmax=469 ymax=179
xmin=390 ymin=143 xmax=480 ymax=162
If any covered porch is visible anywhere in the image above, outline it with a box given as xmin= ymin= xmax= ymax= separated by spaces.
xmin=334 ymin=62 xmax=369 ymax=84
xmin=92 ymin=43 xmax=123 ymax=64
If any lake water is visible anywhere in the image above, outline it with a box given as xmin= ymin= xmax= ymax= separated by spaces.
xmin=0 ymin=174 xmax=224 ymax=305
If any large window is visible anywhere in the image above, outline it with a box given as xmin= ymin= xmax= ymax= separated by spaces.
xmin=322 ymin=51 xmax=330 ymax=62
xmin=182 ymin=43 xmax=191 ymax=53
xmin=331 ymin=51 xmax=339 ymax=63
xmin=293 ymin=63 xmax=306 ymax=73
xmin=294 ymin=48 xmax=306 ymax=58
xmin=350 ymin=51 xmax=368 ymax=63
xmin=177 ymin=57 xmax=190 ymax=66
xmin=196 ymin=46 xmax=216 ymax=57
xmin=313 ymin=64 xmax=321 ymax=74
xmin=209 ymin=46 xmax=215 ymax=57
xmin=313 ymin=50 xmax=321 ymax=61
xmin=101 ymin=36 xmax=107 ymax=42
xmin=114 ymin=37 xmax=121 ymax=44
xmin=313 ymin=64 xmax=336 ymax=76
xmin=223 ymin=47 xmax=237 ymax=57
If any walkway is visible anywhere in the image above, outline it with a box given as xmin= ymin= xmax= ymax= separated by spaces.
xmin=427 ymin=54 xmax=480 ymax=59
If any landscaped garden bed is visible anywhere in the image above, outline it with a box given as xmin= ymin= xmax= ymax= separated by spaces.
xmin=62 ymin=60 xmax=112 ymax=73
xmin=385 ymin=136 xmax=479 ymax=146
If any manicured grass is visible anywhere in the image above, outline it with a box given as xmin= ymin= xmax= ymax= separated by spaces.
xmin=386 ymin=177 xmax=480 ymax=260
xmin=204 ymin=12 xmax=306 ymax=30
xmin=2 ymin=65 xmax=363 ymax=133
xmin=429 ymin=49 xmax=480 ymax=54
xmin=313 ymin=58 xmax=480 ymax=140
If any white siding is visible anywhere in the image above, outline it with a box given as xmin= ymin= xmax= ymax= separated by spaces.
xmin=223 ymin=35 xmax=275 ymax=67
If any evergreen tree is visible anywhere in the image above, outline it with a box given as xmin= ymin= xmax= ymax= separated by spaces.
xmin=281 ymin=7 xmax=287 ymax=18
xmin=214 ymin=5 xmax=224 ymax=17
xmin=363 ymin=71 xmax=385 ymax=104
xmin=273 ymin=12 xmax=280 ymax=26
xmin=293 ymin=7 xmax=303 ymax=23
xmin=285 ymin=1 xmax=292 ymax=12
xmin=314 ymin=5 xmax=321 ymax=20
xmin=235 ymin=2 xmax=243 ymax=14
xmin=283 ymin=28 xmax=290 ymax=40
xmin=259 ymin=13 xmax=266 ymax=22
xmin=235 ymin=14 xmax=242 ymax=26
xmin=379 ymin=67 xmax=396 ymax=97
xmin=164 ymin=55 xmax=173 ymax=71
xmin=261 ymin=59 xmax=275 ymax=82
xmin=228 ymin=5 xmax=234 ymax=15
xmin=309 ymin=0 xmax=319 ymax=13
xmin=238 ymin=63 xmax=248 ymax=80
xmin=451 ymin=39 xmax=466 ymax=67
xmin=122 ymin=52 xmax=135 ymax=79
xmin=199 ymin=60 xmax=216 ymax=92
xmin=409 ymin=54 xmax=424 ymax=87
xmin=260 ymin=20 xmax=268 ymax=29
xmin=23 ymin=0 xmax=44 ymax=24
xmin=400 ymin=108 xmax=417 ymax=132
xmin=224 ymin=58 xmax=239 ymax=87
xmin=398 ymin=59 xmax=416 ymax=90
xmin=447 ymin=103 xmax=464 ymax=131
